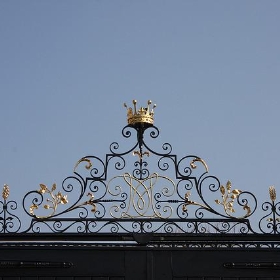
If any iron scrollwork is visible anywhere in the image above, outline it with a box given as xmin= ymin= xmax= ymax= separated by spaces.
xmin=0 ymin=100 xmax=277 ymax=241
xmin=259 ymin=186 xmax=280 ymax=234
xmin=0 ymin=184 xmax=21 ymax=233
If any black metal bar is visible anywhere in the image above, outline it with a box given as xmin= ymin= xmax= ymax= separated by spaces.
xmin=224 ymin=262 xmax=280 ymax=269
xmin=0 ymin=260 xmax=73 ymax=268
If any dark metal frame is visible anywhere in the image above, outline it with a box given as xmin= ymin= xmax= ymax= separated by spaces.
xmin=0 ymin=122 xmax=279 ymax=245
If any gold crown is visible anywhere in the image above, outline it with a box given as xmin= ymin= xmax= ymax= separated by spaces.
xmin=124 ymin=100 xmax=156 ymax=126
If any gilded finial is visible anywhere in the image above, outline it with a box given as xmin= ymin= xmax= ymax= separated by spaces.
xmin=269 ymin=186 xmax=276 ymax=202
xmin=124 ymin=100 xmax=156 ymax=126
xmin=2 ymin=184 xmax=9 ymax=200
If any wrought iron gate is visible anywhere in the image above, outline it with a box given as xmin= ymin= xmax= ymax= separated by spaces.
xmin=0 ymin=100 xmax=279 ymax=279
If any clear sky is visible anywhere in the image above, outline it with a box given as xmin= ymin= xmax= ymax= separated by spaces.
xmin=0 ymin=1 xmax=279 ymax=223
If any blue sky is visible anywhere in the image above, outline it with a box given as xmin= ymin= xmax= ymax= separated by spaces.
xmin=0 ymin=1 xmax=279 ymax=222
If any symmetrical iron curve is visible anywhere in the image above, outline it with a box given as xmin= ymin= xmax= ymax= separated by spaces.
xmin=0 ymin=100 xmax=279 ymax=244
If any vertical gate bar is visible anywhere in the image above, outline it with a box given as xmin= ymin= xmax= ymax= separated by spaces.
xmin=146 ymin=251 xmax=154 ymax=280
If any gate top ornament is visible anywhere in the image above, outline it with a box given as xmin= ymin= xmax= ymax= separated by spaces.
xmin=1 ymin=100 xmax=280 ymax=243
xmin=124 ymin=99 xmax=156 ymax=127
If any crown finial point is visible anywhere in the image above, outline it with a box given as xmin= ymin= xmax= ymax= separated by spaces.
xmin=124 ymin=99 xmax=156 ymax=127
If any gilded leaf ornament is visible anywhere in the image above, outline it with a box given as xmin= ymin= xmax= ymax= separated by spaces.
xmin=215 ymin=180 xmax=251 ymax=218
xmin=30 ymin=183 xmax=68 ymax=218
xmin=190 ymin=158 xmax=209 ymax=172
xmin=182 ymin=191 xmax=210 ymax=213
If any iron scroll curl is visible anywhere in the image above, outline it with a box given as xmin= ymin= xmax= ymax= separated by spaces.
xmin=20 ymin=122 xmax=258 ymax=235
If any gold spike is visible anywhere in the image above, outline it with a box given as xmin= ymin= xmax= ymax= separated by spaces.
xmin=2 ymin=184 xmax=9 ymax=200
xmin=269 ymin=186 xmax=276 ymax=202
